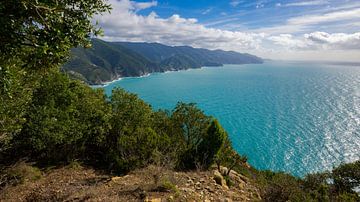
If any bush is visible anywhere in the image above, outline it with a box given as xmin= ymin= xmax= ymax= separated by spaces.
xmin=13 ymin=71 xmax=110 ymax=163
xmin=0 ymin=161 xmax=42 ymax=187
xmin=105 ymin=88 xmax=167 ymax=172
xmin=166 ymin=103 xmax=234 ymax=170
xmin=332 ymin=161 xmax=360 ymax=193
xmin=260 ymin=171 xmax=312 ymax=202
xmin=197 ymin=119 xmax=227 ymax=169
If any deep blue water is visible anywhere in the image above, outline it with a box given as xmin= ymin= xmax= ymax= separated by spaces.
xmin=100 ymin=61 xmax=360 ymax=177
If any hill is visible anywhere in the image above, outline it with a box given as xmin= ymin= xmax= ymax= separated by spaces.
xmin=63 ymin=39 xmax=263 ymax=84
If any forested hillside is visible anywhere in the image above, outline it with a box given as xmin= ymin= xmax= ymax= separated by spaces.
xmin=64 ymin=39 xmax=263 ymax=84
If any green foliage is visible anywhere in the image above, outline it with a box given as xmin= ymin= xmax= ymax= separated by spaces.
xmin=302 ymin=172 xmax=331 ymax=201
xmin=260 ymin=171 xmax=313 ymax=202
xmin=255 ymin=161 xmax=360 ymax=202
xmin=0 ymin=64 xmax=38 ymax=152
xmin=0 ymin=162 xmax=42 ymax=187
xmin=333 ymin=161 xmax=360 ymax=193
xmin=0 ymin=0 xmax=110 ymax=70
xmin=171 ymin=102 xmax=211 ymax=169
xmin=14 ymin=71 xmax=110 ymax=162
xmin=215 ymin=136 xmax=247 ymax=176
xmin=105 ymin=88 xmax=166 ymax=172
xmin=198 ymin=119 xmax=227 ymax=169
xmin=0 ymin=0 xmax=110 ymax=154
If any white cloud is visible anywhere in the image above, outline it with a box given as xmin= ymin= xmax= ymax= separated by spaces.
xmin=252 ymin=7 xmax=360 ymax=35
xmin=132 ymin=1 xmax=157 ymax=11
xmin=97 ymin=0 xmax=265 ymax=51
xmin=305 ymin=32 xmax=360 ymax=50
xmin=202 ymin=7 xmax=213 ymax=15
xmin=95 ymin=0 xmax=360 ymax=62
xmin=268 ymin=34 xmax=311 ymax=49
xmin=288 ymin=8 xmax=360 ymax=25
xmin=230 ymin=0 xmax=242 ymax=7
xmin=267 ymin=32 xmax=360 ymax=50
xmin=283 ymin=0 xmax=329 ymax=7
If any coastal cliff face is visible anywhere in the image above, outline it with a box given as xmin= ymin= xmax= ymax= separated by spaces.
xmin=63 ymin=39 xmax=263 ymax=85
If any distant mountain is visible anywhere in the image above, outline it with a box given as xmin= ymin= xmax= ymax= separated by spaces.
xmin=63 ymin=39 xmax=263 ymax=84
xmin=118 ymin=42 xmax=262 ymax=66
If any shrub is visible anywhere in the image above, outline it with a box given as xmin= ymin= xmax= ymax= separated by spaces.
xmin=14 ymin=71 xmax=110 ymax=163
xmin=106 ymin=88 xmax=166 ymax=172
xmin=332 ymin=161 xmax=360 ymax=193
xmin=215 ymin=136 xmax=247 ymax=176
xmin=197 ymin=119 xmax=227 ymax=169
xmin=0 ymin=161 xmax=42 ymax=187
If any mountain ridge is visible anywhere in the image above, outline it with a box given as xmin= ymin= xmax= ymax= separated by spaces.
xmin=63 ymin=39 xmax=263 ymax=85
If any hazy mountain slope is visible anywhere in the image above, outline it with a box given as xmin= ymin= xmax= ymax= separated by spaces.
xmin=119 ymin=42 xmax=262 ymax=65
xmin=63 ymin=39 xmax=158 ymax=84
xmin=64 ymin=39 xmax=263 ymax=84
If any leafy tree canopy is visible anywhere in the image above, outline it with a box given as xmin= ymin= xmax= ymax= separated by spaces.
xmin=0 ymin=0 xmax=110 ymax=70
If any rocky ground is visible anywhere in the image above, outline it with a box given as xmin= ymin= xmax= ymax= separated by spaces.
xmin=0 ymin=163 xmax=261 ymax=201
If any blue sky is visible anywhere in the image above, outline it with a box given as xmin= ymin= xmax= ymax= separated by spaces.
xmin=96 ymin=0 xmax=360 ymax=61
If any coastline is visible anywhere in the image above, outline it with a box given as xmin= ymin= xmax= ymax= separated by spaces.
xmin=91 ymin=67 xmax=207 ymax=88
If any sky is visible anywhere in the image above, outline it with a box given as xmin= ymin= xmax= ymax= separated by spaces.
xmin=96 ymin=0 xmax=360 ymax=62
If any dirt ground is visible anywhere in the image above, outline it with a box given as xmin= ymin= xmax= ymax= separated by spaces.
xmin=0 ymin=163 xmax=261 ymax=202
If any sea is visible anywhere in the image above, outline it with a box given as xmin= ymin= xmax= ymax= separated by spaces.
xmin=99 ymin=61 xmax=360 ymax=177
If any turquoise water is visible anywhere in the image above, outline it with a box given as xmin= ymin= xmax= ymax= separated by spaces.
xmin=101 ymin=61 xmax=360 ymax=177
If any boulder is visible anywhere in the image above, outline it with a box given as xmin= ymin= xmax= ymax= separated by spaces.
xmin=213 ymin=170 xmax=229 ymax=189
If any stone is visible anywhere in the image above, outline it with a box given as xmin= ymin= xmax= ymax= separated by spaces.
xmin=144 ymin=197 xmax=161 ymax=202
xmin=214 ymin=170 xmax=229 ymax=189
xmin=220 ymin=166 xmax=229 ymax=176
xmin=180 ymin=187 xmax=193 ymax=193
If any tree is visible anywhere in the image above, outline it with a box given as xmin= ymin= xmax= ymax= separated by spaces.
xmin=0 ymin=65 xmax=35 ymax=151
xmin=14 ymin=70 xmax=110 ymax=162
xmin=198 ymin=119 xmax=227 ymax=169
xmin=0 ymin=0 xmax=110 ymax=70
xmin=0 ymin=0 xmax=110 ymax=154
xmin=332 ymin=160 xmax=360 ymax=193
xmin=215 ymin=136 xmax=247 ymax=176
xmin=106 ymin=88 xmax=161 ymax=172
xmin=171 ymin=102 xmax=212 ymax=169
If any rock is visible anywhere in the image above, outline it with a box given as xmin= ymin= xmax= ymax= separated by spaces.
xmin=110 ymin=176 xmax=122 ymax=182
xmin=144 ymin=198 xmax=161 ymax=202
xmin=205 ymin=186 xmax=214 ymax=193
xmin=180 ymin=187 xmax=193 ymax=193
xmin=220 ymin=166 xmax=229 ymax=176
xmin=213 ymin=170 xmax=228 ymax=189
xmin=220 ymin=198 xmax=233 ymax=202
xmin=199 ymin=178 xmax=206 ymax=183
xmin=238 ymin=182 xmax=245 ymax=190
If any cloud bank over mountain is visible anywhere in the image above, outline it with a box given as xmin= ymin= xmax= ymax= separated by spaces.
xmin=96 ymin=0 xmax=360 ymax=62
